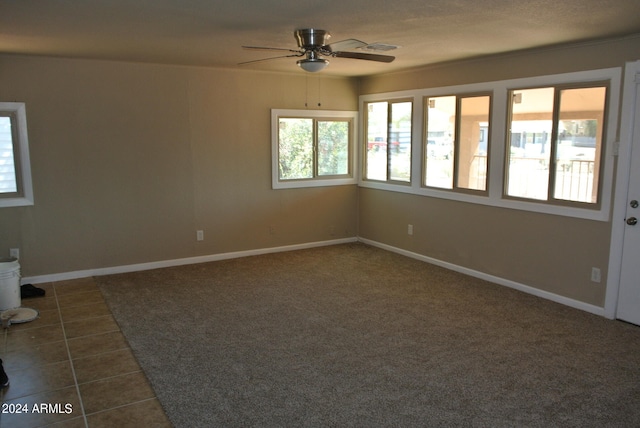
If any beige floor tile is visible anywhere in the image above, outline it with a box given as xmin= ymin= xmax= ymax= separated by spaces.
xmin=67 ymin=331 xmax=129 ymax=359
xmin=19 ymin=295 xmax=58 ymax=312
xmin=54 ymin=278 xmax=99 ymax=296
xmin=30 ymin=308 xmax=62 ymax=327
xmin=63 ymin=314 xmax=120 ymax=339
xmin=0 ymin=385 xmax=82 ymax=428
xmin=59 ymin=301 xmax=112 ymax=323
xmin=79 ymin=371 xmax=155 ymax=414
xmin=0 ymin=276 xmax=171 ymax=425
xmin=6 ymin=324 xmax=65 ymax=352
xmin=2 ymin=340 xmax=69 ymax=372
xmin=73 ymin=348 xmax=141 ymax=384
xmin=2 ymin=360 xmax=75 ymax=401
xmin=39 ymin=416 xmax=88 ymax=427
xmin=86 ymin=398 xmax=172 ymax=427
xmin=57 ymin=290 xmax=106 ymax=309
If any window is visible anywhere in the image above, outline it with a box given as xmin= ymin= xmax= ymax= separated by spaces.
xmin=358 ymin=67 xmax=620 ymax=221
xmin=272 ymin=109 xmax=357 ymax=189
xmin=506 ymin=84 xmax=607 ymax=205
xmin=364 ymin=100 xmax=412 ymax=183
xmin=0 ymin=102 xmax=34 ymax=207
xmin=424 ymin=94 xmax=491 ymax=192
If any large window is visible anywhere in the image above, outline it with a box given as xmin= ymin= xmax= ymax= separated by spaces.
xmin=272 ymin=109 xmax=357 ymax=189
xmin=364 ymin=100 xmax=412 ymax=183
xmin=424 ymin=94 xmax=490 ymax=192
xmin=0 ymin=102 xmax=34 ymax=207
xmin=358 ymin=68 xmax=620 ymax=221
xmin=506 ymin=84 xmax=607 ymax=205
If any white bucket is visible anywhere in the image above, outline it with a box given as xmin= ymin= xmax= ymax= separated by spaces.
xmin=0 ymin=257 xmax=21 ymax=311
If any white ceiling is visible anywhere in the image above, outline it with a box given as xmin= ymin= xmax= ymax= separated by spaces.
xmin=1 ymin=0 xmax=639 ymax=77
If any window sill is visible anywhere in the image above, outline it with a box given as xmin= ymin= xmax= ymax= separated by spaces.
xmin=0 ymin=195 xmax=34 ymax=208
xmin=273 ymin=177 xmax=357 ymax=190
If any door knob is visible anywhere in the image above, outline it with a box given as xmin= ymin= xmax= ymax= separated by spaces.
xmin=627 ymin=217 xmax=638 ymax=226
xmin=631 ymin=200 xmax=639 ymax=208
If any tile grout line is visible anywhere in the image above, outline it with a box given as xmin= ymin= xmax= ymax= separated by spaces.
xmin=71 ymin=346 xmax=134 ymax=364
xmin=53 ymin=282 xmax=90 ymax=428
xmin=82 ymin=396 xmax=158 ymax=418
xmin=0 ymin=281 xmax=167 ymax=426
xmin=76 ymin=369 xmax=144 ymax=387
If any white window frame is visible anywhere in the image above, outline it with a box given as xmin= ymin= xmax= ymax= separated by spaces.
xmin=0 ymin=102 xmax=34 ymax=207
xmin=358 ymin=68 xmax=621 ymax=222
xmin=271 ymin=109 xmax=358 ymax=189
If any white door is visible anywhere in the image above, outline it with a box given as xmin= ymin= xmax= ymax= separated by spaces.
xmin=616 ymin=66 xmax=640 ymax=325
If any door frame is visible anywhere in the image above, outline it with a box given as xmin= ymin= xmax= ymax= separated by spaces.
xmin=606 ymin=60 xmax=640 ymax=319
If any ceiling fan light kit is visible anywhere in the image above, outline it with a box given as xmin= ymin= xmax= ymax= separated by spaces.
xmin=297 ymin=58 xmax=329 ymax=72
xmin=241 ymin=28 xmax=395 ymax=73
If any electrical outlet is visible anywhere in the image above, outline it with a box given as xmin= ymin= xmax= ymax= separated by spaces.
xmin=196 ymin=230 xmax=204 ymax=241
xmin=591 ymin=267 xmax=601 ymax=283
xmin=9 ymin=248 xmax=19 ymax=259
xmin=408 ymin=224 xmax=414 ymax=236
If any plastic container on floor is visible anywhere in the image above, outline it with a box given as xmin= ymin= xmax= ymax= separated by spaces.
xmin=0 ymin=258 xmax=21 ymax=311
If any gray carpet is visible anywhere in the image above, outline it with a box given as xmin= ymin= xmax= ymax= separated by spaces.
xmin=96 ymin=243 xmax=640 ymax=427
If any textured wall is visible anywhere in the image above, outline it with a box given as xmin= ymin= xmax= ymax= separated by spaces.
xmin=357 ymin=35 xmax=640 ymax=306
xmin=0 ymin=56 xmax=359 ymax=276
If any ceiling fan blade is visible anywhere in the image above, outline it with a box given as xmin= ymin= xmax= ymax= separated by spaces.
xmin=325 ymin=38 xmax=367 ymax=52
xmin=242 ymin=46 xmax=302 ymax=54
xmin=238 ymin=53 xmax=303 ymax=65
xmin=333 ymin=51 xmax=395 ymax=63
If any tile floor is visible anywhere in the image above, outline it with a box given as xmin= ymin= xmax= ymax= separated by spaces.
xmin=0 ymin=277 xmax=172 ymax=427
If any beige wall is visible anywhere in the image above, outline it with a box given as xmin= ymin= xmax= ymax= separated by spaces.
xmin=1 ymin=34 xmax=638 ymax=308
xmin=0 ymin=56 xmax=359 ymax=276
xmin=358 ymin=35 xmax=640 ymax=306
xmin=358 ymin=188 xmax=610 ymax=305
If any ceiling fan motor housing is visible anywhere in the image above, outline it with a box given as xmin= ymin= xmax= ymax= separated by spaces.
xmin=295 ymin=29 xmax=330 ymax=49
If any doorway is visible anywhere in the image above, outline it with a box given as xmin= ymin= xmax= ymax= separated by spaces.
xmin=608 ymin=60 xmax=640 ymax=324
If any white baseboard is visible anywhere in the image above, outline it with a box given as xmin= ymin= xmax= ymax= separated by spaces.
xmin=21 ymin=237 xmax=358 ymax=284
xmin=22 ymin=235 xmax=606 ymax=319
xmin=358 ymin=238 xmax=607 ymax=318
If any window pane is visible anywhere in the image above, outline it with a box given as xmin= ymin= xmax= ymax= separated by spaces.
xmin=457 ymin=96 xmax=490 ymax=191
xmin=389 ymin=102 xmax=412 ymax=182
xmin=365 ymin=101 xmax=388 ymax=181
xmin=278 ymin=118 xmax=313 ymax=180
xmin=0 ymin=116 xmax=18 ymax=194
xmin=553 ymin=87 xmax=606 ymax=204
xmin=506 ymin=88 xmax=554 ymax=200
xmin=318 ymin=120 xmax=349 ymax=176
xmin=425 ymin=96 xmax=455 ymax=188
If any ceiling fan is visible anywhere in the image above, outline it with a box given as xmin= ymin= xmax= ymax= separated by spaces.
xmin=240 ymin=29 xmax=396 ymax=72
